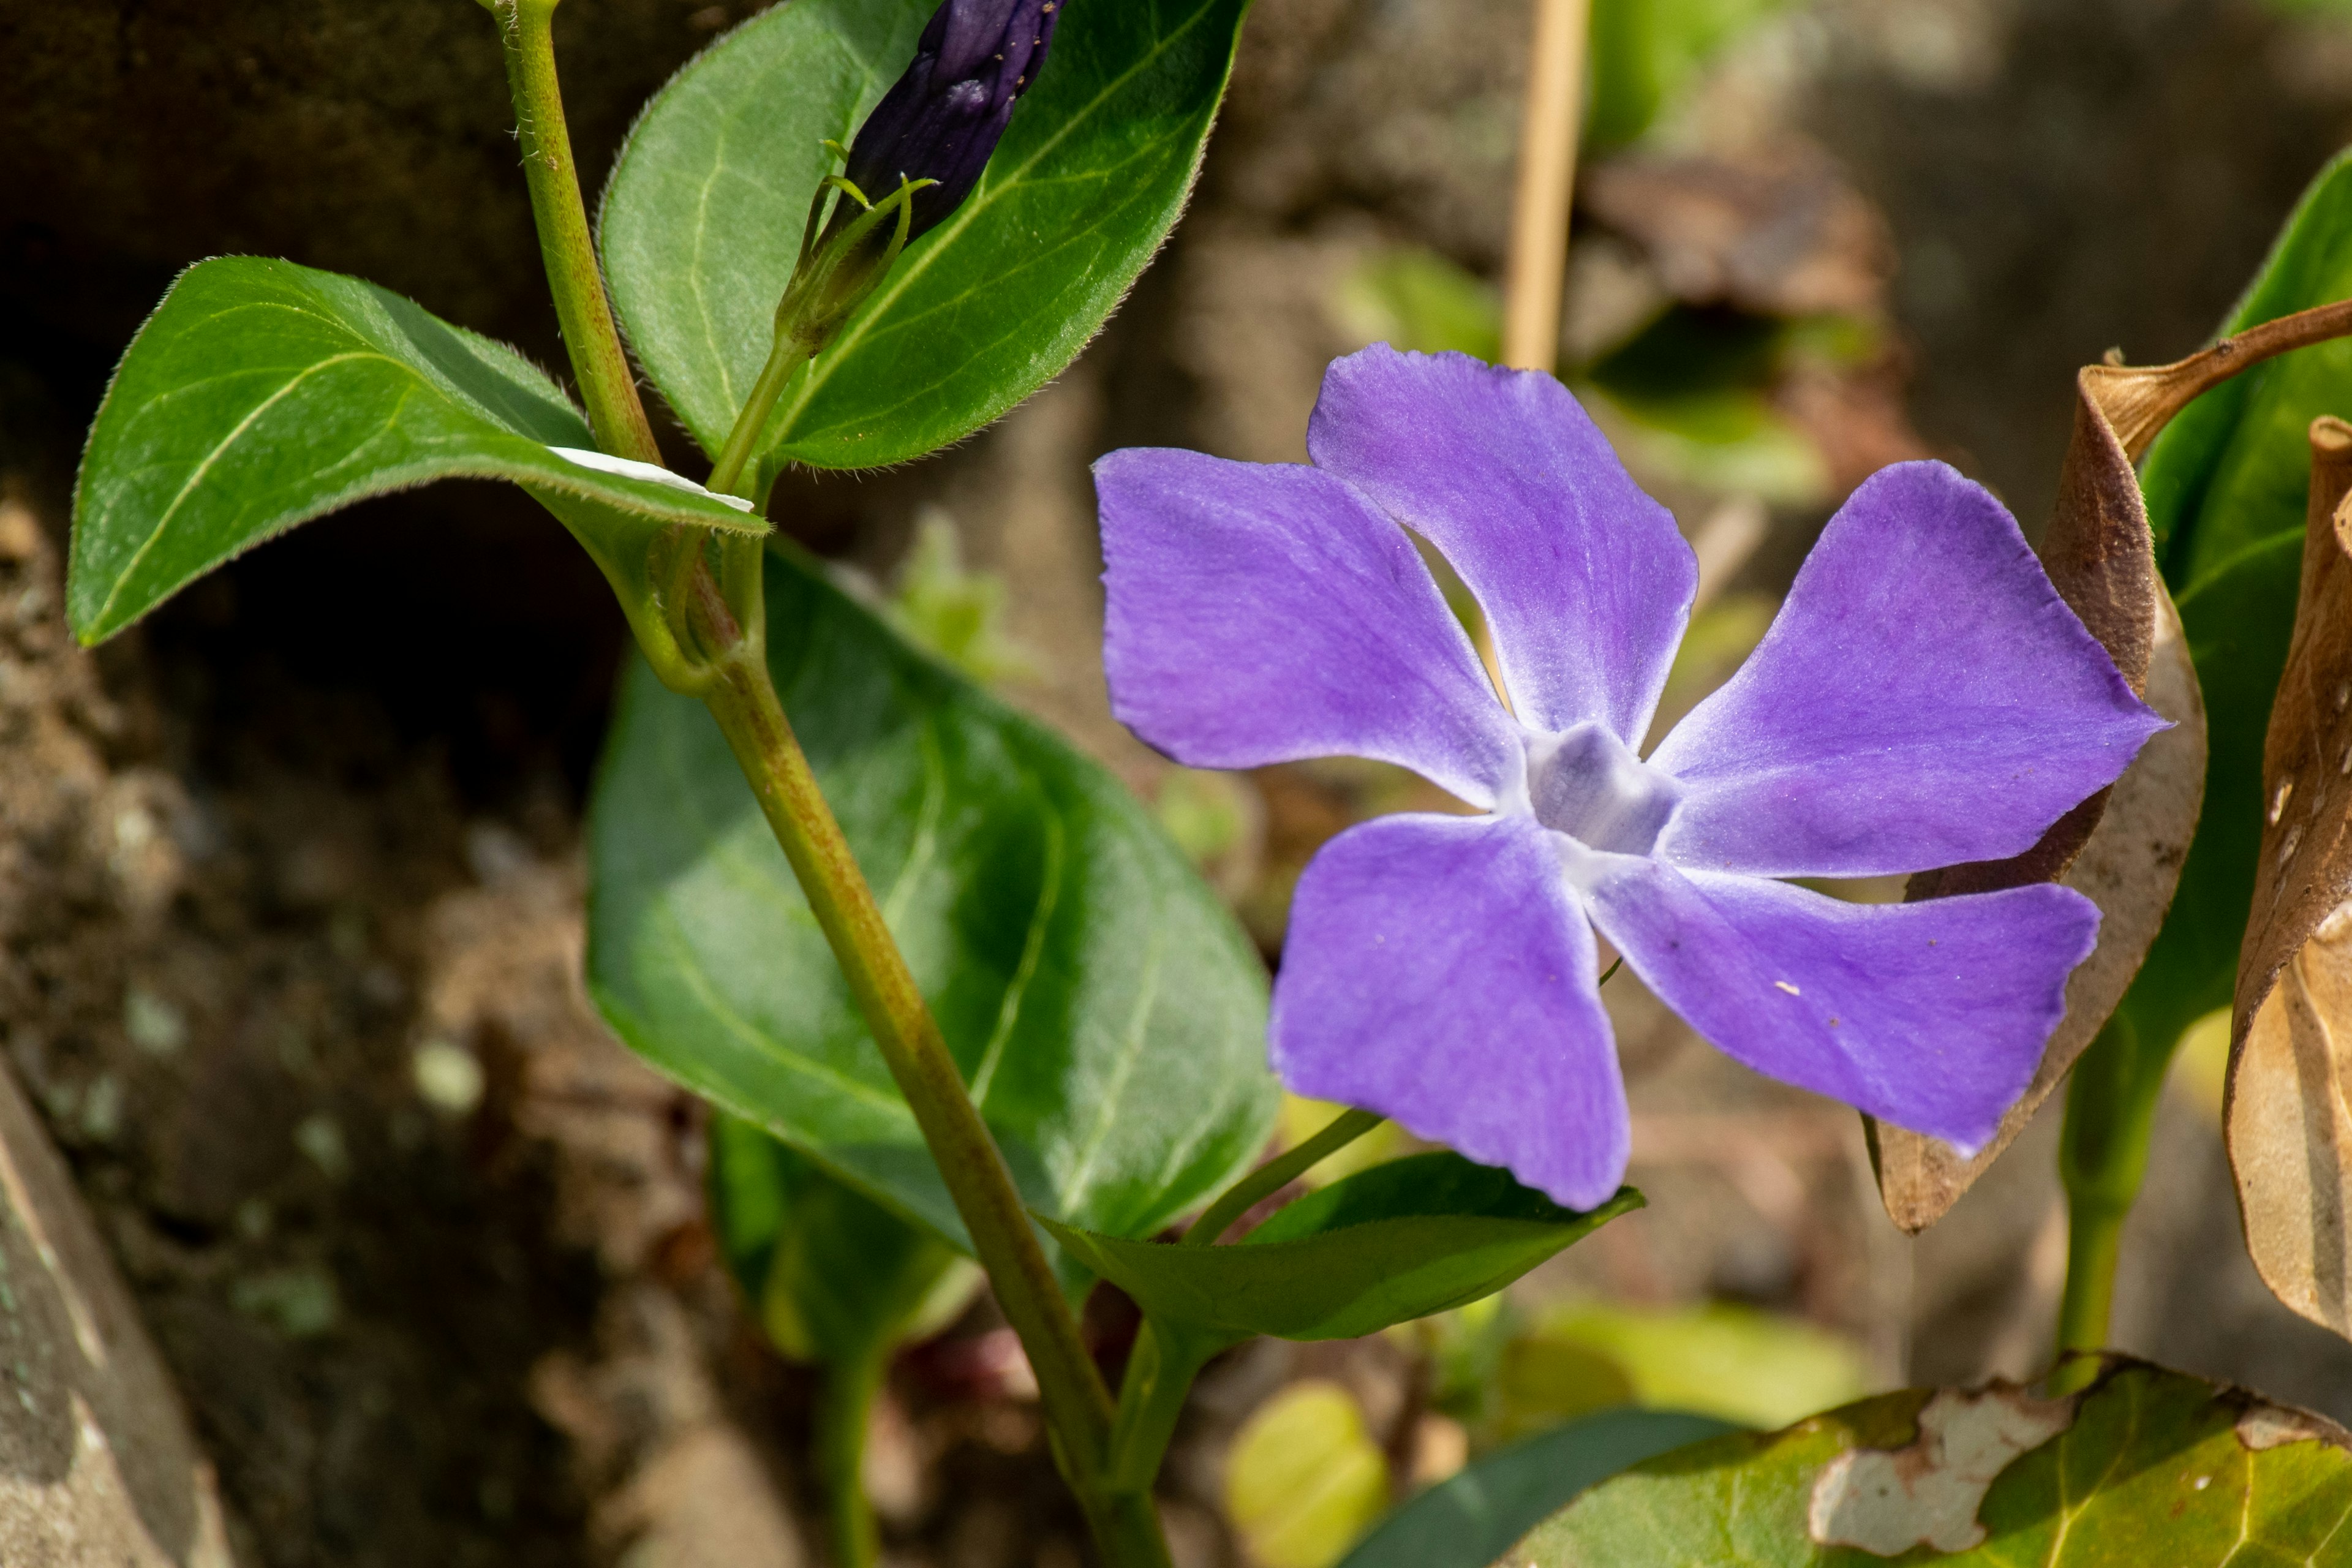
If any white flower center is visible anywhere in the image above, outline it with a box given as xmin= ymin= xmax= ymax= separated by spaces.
xmin=1524 ymin=722 xmax=1683 ymax=857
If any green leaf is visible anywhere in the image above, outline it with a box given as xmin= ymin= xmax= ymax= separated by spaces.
xmin=1331 ymin=248 xmax=1503 ymax=363
xmin=1337 ymin=1409 xmax=1738 ymax=1568
xmin=707 ymin=1112 xmax=971 ymax=1365
xmin=1525 ymin=1302 xmax=1872 ymax=1433
xmin=1588 ymin=0 xmax=1792 ymax=150
xmin=586 ymin=546 xmax=1279 ymax=1265
xmin=2149 ymin=148 xmax=2352 ymax=582
xmin=1508 ymin=1359 xmax=2352 ymax=1566
xmin=2113 ymin=151 xmax=2352 ymax=1055
xmin=600 ymin=0 xmax=1251 ymax=476
xmin=1039 ymin=1153 xmax=1640 ymax=1344
xmin=69 ymin=256 xmax=761 ymax=645
xmin=1227 ymin=1381 xmax=1393 ymax=1568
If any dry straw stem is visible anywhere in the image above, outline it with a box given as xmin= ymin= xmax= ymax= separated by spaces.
xmin=2231 ymin=415 xmax=2352 ymax=1338
xmin=1869 ymin=303 xmax=2352 ymax=1231
xmin=1502 ymin=0 xmax=1592 ymax=373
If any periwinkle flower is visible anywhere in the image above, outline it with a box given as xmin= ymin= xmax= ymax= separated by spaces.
xmin=1096 ymin=345 xmax=2166 ymax=1210
xmin=842 ymin=0 xmax=1062 ymax=240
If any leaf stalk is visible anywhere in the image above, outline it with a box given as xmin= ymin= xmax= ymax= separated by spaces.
xmin=2053 ymin=1015 xmax=2169 ymax=1376
xmin=1183 ymin=1108 xmax=1385 ymax=1246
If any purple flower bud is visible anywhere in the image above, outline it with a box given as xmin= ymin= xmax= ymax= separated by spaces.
xmin=842 ymin=0 xmax=1062 ymax=239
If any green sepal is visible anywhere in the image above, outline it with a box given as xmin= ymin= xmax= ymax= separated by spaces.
xmin=1040 ymin=1153 xmax=1642 ymax=1346
xmin=69 ymin=257 xmax=762 ymax=646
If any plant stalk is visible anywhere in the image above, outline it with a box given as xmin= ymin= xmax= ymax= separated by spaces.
xmin=816 ymin=1348 xmax=889 ymax=1568
xmin=2052 ymin=1014 xmax=2170 ymax=1386
xmin=1183 ymin=1108 xmax=1385 ymax=1245
xmin=689 ymin=556 xmax=1131 ymax=1548
xmin=1107 ymin=1320 xmax=1218 ymax=1494
xmin=709 ymin=331 xmax=811 ymax=498
xmin=489 ymin=0 xmax=662 ymax=465
xmin=1501 ymin=0 xmax=1594 ymax=373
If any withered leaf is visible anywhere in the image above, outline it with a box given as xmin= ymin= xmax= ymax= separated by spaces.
xmin=1875 ymin=301 xmax=2352 ymax=1234
xmin=2230 ymin=416 xmax=2352 ymax=1336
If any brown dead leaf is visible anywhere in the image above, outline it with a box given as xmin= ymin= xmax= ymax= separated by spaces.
xmin=2229 ymin=416 xmax=2352 ymax=1336
xmin=1874 ymin=300 xmax=2352 ymax=1233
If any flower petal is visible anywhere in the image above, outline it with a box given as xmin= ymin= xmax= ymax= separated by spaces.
xmin=1270 ymin=812 xmax=1629 ymax=1209
xmin=1576 ymin=853 xmax=2095 ymax=1151
xmin=1308 ymin=344 xmax=1696 ymax=744
xmin=1098 ymin=447 xmax=1521 ymax=806
xmin=1648 ymin=461 xmax=2166 ymax=878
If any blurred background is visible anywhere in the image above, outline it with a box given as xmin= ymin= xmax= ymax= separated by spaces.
xmin=7 ymin=0 xmax=2352 ymax=1563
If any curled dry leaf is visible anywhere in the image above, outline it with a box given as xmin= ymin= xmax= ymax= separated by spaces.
xmin=1875 ymin=300 xmax=2352 ymax=1233
xmin=2231 ymin=415 xmax=2352 ymax=1336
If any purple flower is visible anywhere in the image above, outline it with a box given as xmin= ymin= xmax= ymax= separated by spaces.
xmin=842 ymin=0 xmax=1062 ymax=241
xmin=1095 ymin=345 xmax=2165 ymax=1210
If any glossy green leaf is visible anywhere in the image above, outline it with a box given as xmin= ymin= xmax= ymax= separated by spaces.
xmin=69 ymin=256 xmax=761 ymax=645
xmin=1509 ymin=1359 xmax=2352 ymax=1566
xmin=600 ymin=0 xmax=1251 ymax=477
xmin=1040 ymin=1153 xmax=1640 ymax=1344
xmin=1337 ymin=1409 xmax=1737 ymax=1568
xmin=586 ymin=548 xmax=1279 ymax=1265
xmin=2111 ymin=152 xmax=2352 ymax=1058
xmin=707 ymin=1112 xmax=971 ymax=1365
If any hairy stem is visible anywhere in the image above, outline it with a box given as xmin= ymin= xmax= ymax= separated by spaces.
xmin=1184 ymin=1108 xmax=1385 ymax=1245
xmin=690 ymin=549 xmax=1136 ymax=1551
xmin=709 ymin=331 xmax=810 ymax=498
xmin=1501 ymin=0 xmax=1594 ymax=373
xmin=2052 ymin=1014 xmax=2169 ymax=1384
xmin=489 ymin=0 xmax=662 ymax=464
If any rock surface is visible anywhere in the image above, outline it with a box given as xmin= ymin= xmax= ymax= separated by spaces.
xmin=0 ymin=1044 xmax=233 ymax=1567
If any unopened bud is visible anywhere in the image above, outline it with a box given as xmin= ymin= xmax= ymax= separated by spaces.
xmin=840 ymin=0 xmax=1061 ymax=241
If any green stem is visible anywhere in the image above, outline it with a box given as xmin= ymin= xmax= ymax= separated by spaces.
xmin=2053 ymin=1014 xmax=2171 ymax=1385
xmin=1107 ymin=1320 xmax=1218 ymax=1493
xmin=709 ymin=331 xmax=810 ymax=499
xmin=488 ymin=0 xmax=662 ymax=465
xmin=817 ymin=1348 xmax=889 ymax=1568
xmin=1080 ymin=1489 xmax=1177 ymax=1568
xmin=688 ymin=558 xmax=1134 ymax=1552
xmin=1184 ymin=1109 xmax=1385 ymax=1245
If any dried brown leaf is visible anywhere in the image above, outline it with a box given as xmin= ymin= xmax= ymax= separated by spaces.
xmin=2229 ymin=416 xmax=2352 ymax=1335
xmin=1874 ymin=301 xmax=2352 ymax=1232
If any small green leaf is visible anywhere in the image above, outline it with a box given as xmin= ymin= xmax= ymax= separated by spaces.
xmin=707 ymin=1113 xmax=971 ymax=1364
xmin=1227 ymin=1381 xmax=1393 ymax=1568
xmin=1336 ymin=1409 xmax=1738 ymax=1568
xmin=1509 ymin=1359 xmax=2352 ymax=1566
xmin=69 ymin=257 xmax=760 ymax=644
xmin=2113 ymin=151 xmax=2352 ymax=1058
xmin=1526 ymin=1302 xmax=1872 ymax=1432
xmin=586 ymin=547 xmax=1278 ymax=1266
xmin=601 ymin=0 xmax=1251 ymax=477
xmin=1040 ymin=1153 xmax=1640 ymax=1344
xmin=1331 ymin=248 xmax=1503 ymax=363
